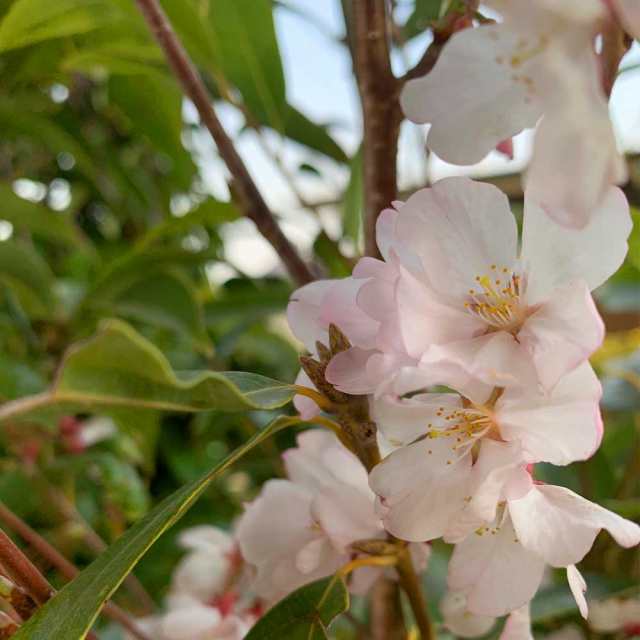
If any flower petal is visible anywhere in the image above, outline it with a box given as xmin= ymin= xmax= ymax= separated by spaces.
xmin=401 ymin=23 xmax=542 ymax=164
xmin=509 ymin=484 xmax=640 ymax=567
xmin=441 ymin=591 xmax=496 ymax=638
xmin=518 ymin=280 xmax=604 ymax=391
xmin=369 ymin=437 xmax=471 ymax=541
xmin=521 ymin=187 xmax=632 ymax=304
xmin=567 ymin=565 xmax=588 ymax=619
xmin=497 ymin=362 xmax=603 ymax=465
xmin=395 ymin=178 xmax=518 ymax=302
xmin=448 ymin=516 xmax=545 ymax=616
xmin=500 ymin=605 xmax=533 ymax=640
xmin=293 ymin=370 xmax=321 ymax=420
xmin=287 ymin=280 xmax=335 ymax=351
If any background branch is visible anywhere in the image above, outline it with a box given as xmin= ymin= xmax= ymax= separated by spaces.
xmin=134 ymin=0 xmax=315 ymax=286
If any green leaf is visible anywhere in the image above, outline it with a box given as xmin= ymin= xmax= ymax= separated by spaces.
xmin=207 ymin=0 xmax=286 ymax=130
xmin=342 ymin=148 xmax=363 ymax=242
xmin=0 ymin=0 xmax=119 ymax=52
xmin=403 ymin=0 xmax=444 ymax=40
xmin=96 ymin=271 xmax=212 ymax=354
xmin=0 ymin=183 xmax=89 ymax=249
xmin=245 ymin=577 xmax=350 ymax=640
xmin=13 ymin=415 xmax=301 ymax=640
xmin=0 ymin=319 xmax=295 ymax=424
xmin=282 ymin=106 xmax=347 ymax=164
xmin=313 ymin=231 xmax=352 ymax=278
xmin=0 ymin=240 xmax=55 ymax=317
xmin=108 ymin=74 xmax=196 ymax=189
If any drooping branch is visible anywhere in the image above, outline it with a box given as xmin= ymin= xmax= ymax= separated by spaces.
xmin=134 ymin=0 xmax=315 ymax=286
xmin=351 ymin=1 xmax=402 ymax=259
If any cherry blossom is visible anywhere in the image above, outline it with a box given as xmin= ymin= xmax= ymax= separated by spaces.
xmin=401 ymin=0 xmax=629 ymax=227
xmin=236 ymin=429 xmax=429 ymax=603
xmin=353 ymin=177 xmax=632 ymax=393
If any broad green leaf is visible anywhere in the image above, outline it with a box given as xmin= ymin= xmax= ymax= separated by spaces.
xmin=98 ymin=270 xmax=212 ymax=354
xmin=0 ymin=319 xmax=295 ymax=424
xmin=245 ymin=577 xmax=350 ymax=640
xmin=108 ymin=74 xmax=196 ymax=189
xmin=0 ymin=183 xmax=88 ymax=249
xmin=0 ymin=0 xmax=119 ymax=52
xmin=13 ymin=415 xmax=301 ymax=640
xmin=342 ymin=148 xmax=363 ymax=242
xmin=63 ymin=41 xmax=165 ymax=77
xmin=0 ymin=240 xmax=55 ymax=317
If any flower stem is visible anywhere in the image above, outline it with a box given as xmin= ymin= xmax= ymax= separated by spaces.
xmin=396 ymin=549 xmax=434 ymax=640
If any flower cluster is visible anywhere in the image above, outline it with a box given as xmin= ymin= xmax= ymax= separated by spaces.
xmin=127 ymin=527 xmax=260 ymax=640
xmin=233 ymin=3 xmax=640 ymax=637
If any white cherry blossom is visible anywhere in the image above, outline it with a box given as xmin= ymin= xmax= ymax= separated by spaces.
xmin=401 ymin=0 xmax=628 ymax=227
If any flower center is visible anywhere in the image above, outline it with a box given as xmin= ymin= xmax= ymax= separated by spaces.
xmin=426 ymin=405 xmax=495 ymax=455
xmin=464 ymin=265 xmax=523 ymax=331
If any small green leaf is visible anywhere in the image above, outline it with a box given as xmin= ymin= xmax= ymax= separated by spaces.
xmin=0 ymin=319 xmax=295 ymax=424
xmin=0 ymin=240 xmax=55 ymax=317
xmin=403 ymin=0 xmax=444 ymax=40
xmin=13 ymin=415 xmax=301 ymax=640
xmin=245 ymin=577 xmax=350 ymax=640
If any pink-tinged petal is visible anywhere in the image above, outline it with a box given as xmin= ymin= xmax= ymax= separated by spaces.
xmin=296 ymin=537 xmax=331 ymax=575
xmin=525 ymin=43 xmax=627 ymax=229
xmin=521 ymin=187 xmax=632 ymax=304
xmin=325 ymin=347 xmax=378 ymax=394
xmin=395 ymin=178 xmax=518 ymax=302
xmin=369 ymin=437 xmax=471 ymax=542
xmin=312 ymin=484 xmax=383 ymax=552
xmin=171 ymin=550 xmax=228 ymax=602
xmin=401 ymin=24 xmax=542 ymax=164
xmin=161 ymin=604 xmax=222 ymax=640
xmin=320 ymin=278 xmax=379 ymax=349
xmin=177 ymin=526 xmax=233 ymax=554
xmin=445 ymin=441 xmax=530 ymax=543
xmin=293 ymin=370 xmax=320 ymax=420
xmin=496 ymin=138 xmax=514 ymax=159
xmin=567 ymin=565 xmax=588 ymax=619
xmin=496 ymin=363 xmax=603 ymax=465
xmin=509 ymin=484 xmax=640 ymax=568
xmin=518 ymin=280 xmax=604 ymax=391
xmin=441 ymin=591 xmax=496 ymax=638
xmin=422 ymin=332 xmax=538 ymax=391
xmin=284 ymin=429 xmax=369 ymax=491
xmin=613 ymin=0 xmax=640 ymax=38
xmin=500 ymin=605 xmax=533 ymax=640
xmin=287 ymin=280 xmax=335 ymax=351
xmin=375 ymin=207 xmax=399 ymax=261
xmin=372 ymin=391 xmax=462 ymax=447
xmin=396 ymin=267 xmax=485 ymax=359
xmin=448 ymin=517 xmax=545 ymax=616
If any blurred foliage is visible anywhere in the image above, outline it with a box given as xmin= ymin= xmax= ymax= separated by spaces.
xmin=0 ymin=0 xmax=637 ymax=637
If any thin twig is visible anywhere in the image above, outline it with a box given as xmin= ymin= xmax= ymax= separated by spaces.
xmin=134 ymin=0 xmax=314 ymax=286
xmin=0 ymin=503 xmax=153 ymax=640
xmin=369 ymin=574 xmax=407 ymax=640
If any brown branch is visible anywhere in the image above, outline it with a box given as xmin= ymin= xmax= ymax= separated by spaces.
xmin=134 ymin=0 xmax=314 ymax=286
xmin=352 ymin=1 xmax=402 ymax=258
xmin=0 ymin=503 xmax=152 ymax=640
